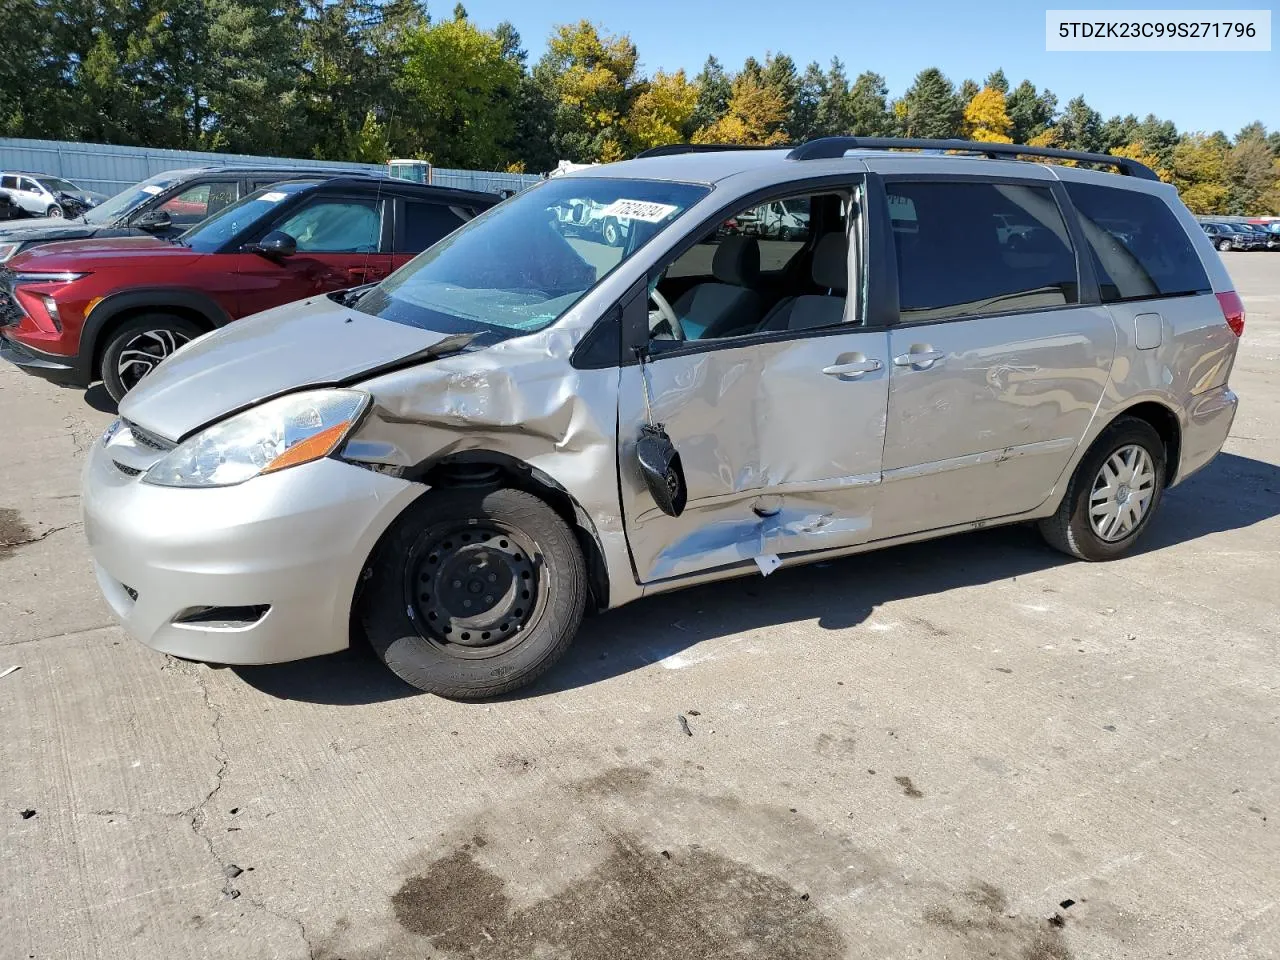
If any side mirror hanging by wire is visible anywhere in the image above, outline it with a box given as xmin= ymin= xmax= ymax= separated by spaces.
xmin=633 ymin=347 xmax=687 ymax=517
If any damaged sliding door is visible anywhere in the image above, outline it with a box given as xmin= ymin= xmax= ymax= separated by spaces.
xmin=619 ymin=328 xmax=890 ymax=583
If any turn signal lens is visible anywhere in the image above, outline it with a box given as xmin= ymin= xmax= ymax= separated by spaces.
xmin=262 ymin=420 xmax=352 ymax=474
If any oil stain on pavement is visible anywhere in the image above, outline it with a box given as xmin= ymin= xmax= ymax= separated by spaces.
xmin=392 ymin=832 xmax=845 ymax=960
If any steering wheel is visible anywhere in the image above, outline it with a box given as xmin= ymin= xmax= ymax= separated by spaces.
xmin=648 ymin=287 xmax=687 ymax=342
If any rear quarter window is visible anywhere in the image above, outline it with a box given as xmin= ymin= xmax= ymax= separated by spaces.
xmin=400 ymin=200 xmax=471 ymax=254
xmin=1064 ymin=183 xmax=1210 ymax=303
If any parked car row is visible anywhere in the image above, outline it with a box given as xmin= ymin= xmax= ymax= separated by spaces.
xmin=1199 ymin=220 xmax=1279 ymax=251
xmin=1 ymin=168 xmax=498 ymax=400
xmin=2 ymin=136 xmax=1242 ymax=701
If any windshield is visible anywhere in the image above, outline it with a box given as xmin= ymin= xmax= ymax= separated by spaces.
xmin=37 ymin=177 xmax=80 ymax=194
xmin=355 ymin=177 xmax=709 ymax=336
xmin=84 ymin=171 xmax=187 ymax=225
xmin=179 ymin=180 xmax=319 ymax=252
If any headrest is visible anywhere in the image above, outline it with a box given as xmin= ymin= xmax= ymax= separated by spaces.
xmin=712 ymin=235 xmax=761 ymax=287
xmin=811 ymin=233 xmax=848 ymax=292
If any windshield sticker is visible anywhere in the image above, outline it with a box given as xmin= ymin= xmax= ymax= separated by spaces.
xmin=140 ymin=185 xmax=163 ymax=195
xmin=260 ymin=191 xmax=287 ymax=203
xmin=598 ymin=199 xmax=679 ymax=223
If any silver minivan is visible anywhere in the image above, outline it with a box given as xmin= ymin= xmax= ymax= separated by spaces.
xmin=82 ymin=138 xmax=1243 ymax=698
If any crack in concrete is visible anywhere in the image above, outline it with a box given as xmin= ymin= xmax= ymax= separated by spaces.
xmin=0 ymin=520 xmax=83 ymax=549
xmin=1 ymin=623 xmax=118 ymax=647
xmin=175 ymin=661 xmax=316 ymax=959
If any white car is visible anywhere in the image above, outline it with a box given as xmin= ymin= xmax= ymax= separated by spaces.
xmin=0 ymin=172 xmax=96 ymax=218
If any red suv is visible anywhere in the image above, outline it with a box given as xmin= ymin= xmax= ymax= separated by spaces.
xmin=0 ymin=176 xmax=498 ymax=400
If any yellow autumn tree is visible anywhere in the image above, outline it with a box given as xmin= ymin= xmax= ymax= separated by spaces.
xmin=625 ymin=69 xmax=698 ymax=149
xmin=692 ymin=72 xmax=788 ymax=145
xmin=1170 ymin=133 xmax=1229 ymax=214
xmin=1111 ymin=142 xmax=1171 ymax=182
xmin=963 ymin=86 xmax=1013 ymax=143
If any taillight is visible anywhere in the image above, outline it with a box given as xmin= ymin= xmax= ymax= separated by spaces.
xmin=1216 ymin=291 xmax=1245 ymax=337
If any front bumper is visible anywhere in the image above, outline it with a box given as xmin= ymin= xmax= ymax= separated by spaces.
xmin=83 ymin=439 xmax=424 ymax=664
xmin=0 ymin=332 xmax=84 ymax=386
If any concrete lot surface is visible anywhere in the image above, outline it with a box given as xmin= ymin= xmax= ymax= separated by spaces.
xmin=2 ymin=254 xmax=1278 ymax=959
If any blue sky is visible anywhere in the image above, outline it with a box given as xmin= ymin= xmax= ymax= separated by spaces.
xmin=462 ymin=0 xmax=1278 ymax=135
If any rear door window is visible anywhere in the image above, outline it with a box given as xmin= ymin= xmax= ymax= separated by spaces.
xmin=888 ymin=180 xmax=1079 ymax=323
xmin=400 ymin=201 xmax=471 ymax=254
xmin=158 ymin=183 xmax=236 ymax=226
xmin=1064 ymin=183 xmax=1210 ymax=302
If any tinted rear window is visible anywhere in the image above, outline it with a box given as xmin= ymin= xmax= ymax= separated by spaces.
xmin=401 ymin=201 xmax=470 ymax=254
xmin=889 ymin=181 xmax=1079 ymax=323
xmin=1064 ymin=183 xmax=1210 ymax=303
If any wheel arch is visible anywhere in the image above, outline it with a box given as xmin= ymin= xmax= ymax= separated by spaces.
xmin=406 ymin=450 xmax=612 ymax=611
xmin=83 ymin=289 xmax=230 ymax=381
xmin=1105 ymin=399 xmax=1183 ymax=485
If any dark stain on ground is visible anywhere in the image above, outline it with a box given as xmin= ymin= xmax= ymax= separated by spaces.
xmin=573 ymin=765 xmax=653 ymax=797
xmin=925 ymin=883 xmax=1071 ymax=960
xmin=392 ymin=832 xmax=845 ymax=960
xmin=0 ymin=508 xmax=33 ymax=560
xmin=895 ymin=775 xmax=924 ymax=798
xmin=815 ymin=732 xmax=858 ymax=760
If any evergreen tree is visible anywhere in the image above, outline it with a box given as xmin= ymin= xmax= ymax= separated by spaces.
xmin=691 ymin=56 xmax=732 ymax=132
xmin=848 ymin=71 xmax=892 ymax=136
xmin=1006 ymin=80 xmax=1056 ymax=142
xmin=902 ymin=67 xmax=960 ymax=139
xmin=789 ymin=62 xmax=826 ymax=143
xmin=984 ymin=68 xmax=1009 ymax=94
xmin=1057 ymin=95 xmax=1103 ymax=153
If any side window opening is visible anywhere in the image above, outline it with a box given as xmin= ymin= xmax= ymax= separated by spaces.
xmin=889 ymin=181 xmax=1078 ymax=323
xmin=652 ymin=190 xmax=851 ymax=343
xmin=1064 ymin=183 xmax=1211 ymax=302
xmin=275 ymin=198 xmax=381 ymax=254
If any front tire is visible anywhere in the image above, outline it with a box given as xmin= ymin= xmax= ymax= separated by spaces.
xmin=361 ymin=487 xmax=587 ymax=699
xmin=1039 ymin=416 xmax=1166 ymax=561
xmin=1217 ymin=239 xmax=1232 ymax=252
xmin=46 ymin=204 xmax=64 ymax=218
xmin=100 ymin=314 xmax=204 ymax=402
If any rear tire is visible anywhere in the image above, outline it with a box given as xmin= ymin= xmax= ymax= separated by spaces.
xmin=1039 ymin=416 xmax=1166 ymax=561
xmin=361 ymin=487 xmax=587 ymax=699
xmin=100 ymin=314 xmax=204 ymax=402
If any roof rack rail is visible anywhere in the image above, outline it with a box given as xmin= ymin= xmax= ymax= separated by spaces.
xmin=785 ymin=137 xmax=1160 ymax=180
xmin=634 ymin=143 xmax=791 ymax=159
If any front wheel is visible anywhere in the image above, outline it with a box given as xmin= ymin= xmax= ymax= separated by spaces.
xmin=361 ymin=487 xmax=587 ymax=699
xmin=100 ymin=314 xmax=204 ymax=402
xmin=1217 ymin=239 xmax=1232 ymax=252
xmin=1039 ymin=417 xmax=1166 ymax=561
xmin=46 ymin=204 xmax=64 ymax=218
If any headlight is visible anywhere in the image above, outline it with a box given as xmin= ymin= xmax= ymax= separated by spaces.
xmin=142 ymin=389 xmax=369 ymax=488
xmin=0 ymin=243 xmax=19 ymax=262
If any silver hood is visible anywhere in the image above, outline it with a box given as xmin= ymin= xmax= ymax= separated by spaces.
xmin=118 ymin=295 xmax=459 ymax=441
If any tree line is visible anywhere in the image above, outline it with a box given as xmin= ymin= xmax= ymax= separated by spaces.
xmin=4 ymin=1 xmax=1278 ymax=214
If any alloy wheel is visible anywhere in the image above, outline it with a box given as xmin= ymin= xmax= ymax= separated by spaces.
xmin=1089 ymin=444 xmax=1156 ymax=542
xmin=115 ymin=328 xmax=191 ymax=391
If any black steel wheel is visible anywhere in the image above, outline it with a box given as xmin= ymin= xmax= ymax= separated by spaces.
xmin=361 ymin=486 xmax=587 ymax=698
